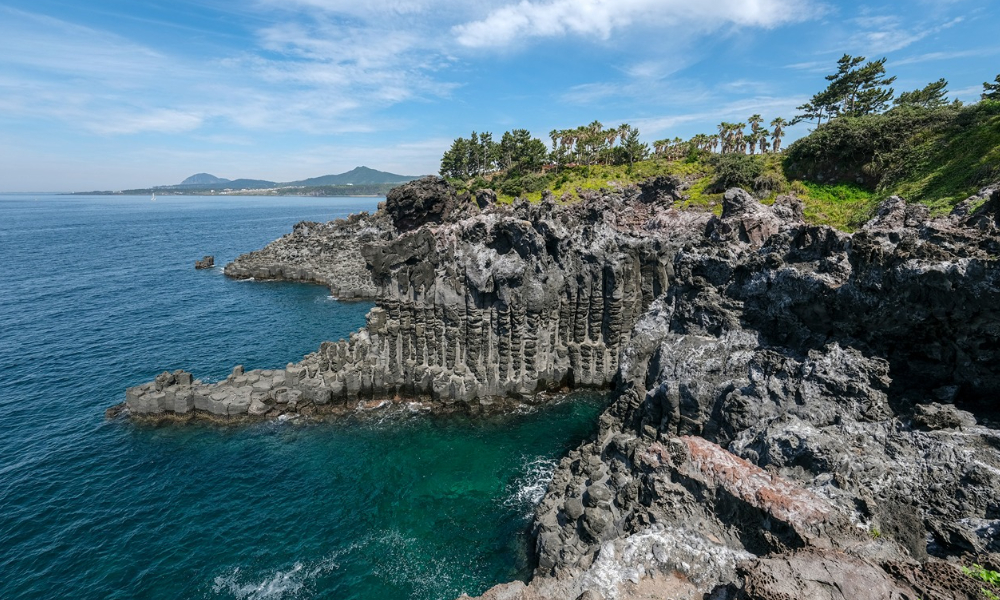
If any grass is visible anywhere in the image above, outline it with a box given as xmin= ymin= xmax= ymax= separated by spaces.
xmin=796 ymin=181 xmax=877 ymax=230
xmin=884 ymin=104 xmax=1000 ymax=215
xmin=446 ymin=104 xmax=998 ymax=233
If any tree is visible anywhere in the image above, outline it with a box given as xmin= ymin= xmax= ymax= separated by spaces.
xmin=984 ymin=74 xmax=1000 ymax=101
xmin=619 ymin=124 xmax=648 ymax=168
xmin=792 ymin=90 xmax=839 ymax=127
xmin=828 ymin=54 xmax=896 ymax=116
xmin=795 ymin=54 xmax=896 ymax=123
xmin=499 ymin=129 xmax=547 ymax=175
xmin=440 ymin=136 xmax=470 ymax=179
xmin=770 ymin=117 xmax=787 ymax=153
xmin=895 ymin=78 xmax=949 ymax=109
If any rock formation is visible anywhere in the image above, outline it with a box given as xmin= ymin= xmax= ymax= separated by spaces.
xmin=194 ymin=255 xmax=214 ymax=269
xmin=124 ymin=176 xmax=700 ymax=420
xmin=223 ymin=210 xmax=395 ymax=299
xmin=121 ymin=178 xmax=1000 ymax=599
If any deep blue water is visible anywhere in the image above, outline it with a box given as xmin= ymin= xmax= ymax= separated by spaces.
xmin=0 ymin=195 xmax=605 ymax=600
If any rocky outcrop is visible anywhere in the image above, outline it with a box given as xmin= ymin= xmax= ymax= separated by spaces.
xmin=385 ymin=175 xmax=466 ymax=232
xmin=125 ymin=181 xmax=708 ymax=419
xmin=194 ymin=255 xmax=214 ymax=269
xmin=122 ymin=176 xmax=1000 ymax=599
xmin=223 ymin=210 xmax=395 ymax=299
xmin=513 ymin=187 xmax=1000 ymax=599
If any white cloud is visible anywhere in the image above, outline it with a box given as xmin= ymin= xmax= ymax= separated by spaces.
xmin=453 ymin=0 xmax=818 ymax=48
xmin=849 ymin=15 xmax=963 ymax=54
xmin=894 ymin=47 xmax=1000 ymax=65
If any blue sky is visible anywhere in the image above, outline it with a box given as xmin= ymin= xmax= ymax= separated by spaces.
xmin=0 ymin=0 xmax=997 ymax=191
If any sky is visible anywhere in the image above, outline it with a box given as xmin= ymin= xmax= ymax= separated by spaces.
xmin=0 ymin=0 xmax=997 ymax=191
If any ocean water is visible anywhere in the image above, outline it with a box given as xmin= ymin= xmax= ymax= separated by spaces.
xmin=0 ymin=195 xmax=606 ymax=600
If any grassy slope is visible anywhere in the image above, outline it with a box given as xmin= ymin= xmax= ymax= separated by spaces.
xmin=447 ymin=102 xmax=999 ymax=232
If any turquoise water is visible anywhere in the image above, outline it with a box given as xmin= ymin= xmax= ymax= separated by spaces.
xmin=0 ymin=195 xmax=605 ymax=599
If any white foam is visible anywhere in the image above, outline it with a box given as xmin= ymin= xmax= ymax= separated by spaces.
xmin=212 ymin=564 xmax=306 ymax=600
xmin=212 ymin=549 xmax=350 ymax=599
xmin=504 ymin=456 xmax=557 ymax=517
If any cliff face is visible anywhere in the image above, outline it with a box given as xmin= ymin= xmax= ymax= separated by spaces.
xmin=223 ymin=210 xmax=395 ymax=299
xmin=122 ymin=178 xmax=1000 ymax=599
xmin=516 ymin=187 xmax=1000 ymax=600
xmin=124 ymin=177 xmax=700 ymax=418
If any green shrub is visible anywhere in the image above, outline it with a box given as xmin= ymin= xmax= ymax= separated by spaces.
xmin=708 ymin=154 xmax=765 ymax=192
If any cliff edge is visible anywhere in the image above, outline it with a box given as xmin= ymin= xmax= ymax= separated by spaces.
xmin=119 ymin=177 xmax=1000 ymax=599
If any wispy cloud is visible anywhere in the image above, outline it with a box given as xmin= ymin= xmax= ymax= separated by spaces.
xmin=453 ymin=0 xmax=820 ymax=48
xmin=0 ymin=4 xmax=456 ymax=137
xmin=895 ymin=47 xmax=1000 ymax=65
xmin=849 ymin=15 xmax=964 ymax=54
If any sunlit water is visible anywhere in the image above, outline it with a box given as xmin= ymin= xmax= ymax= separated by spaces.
xmin=0 ymin=195 xmax=606 ymax=599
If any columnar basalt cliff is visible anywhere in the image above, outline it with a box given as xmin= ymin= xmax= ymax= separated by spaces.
xmin=121 ymin=177 xmax=1000 ymax=599
xmin=470 ymin=187 xmax=1000 ymax=600
xmin=124 ymin=176 xmax=700 ymax=419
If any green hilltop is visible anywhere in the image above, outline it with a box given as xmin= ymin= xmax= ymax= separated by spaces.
xmin=441 ymin=57 xmax=1000 ymax=231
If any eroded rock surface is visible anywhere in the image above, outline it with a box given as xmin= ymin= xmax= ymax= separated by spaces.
xmin=123 ymin=179 xmax=1000 ymax=599
xmin=520 ymin=187 xmax=1000 ymax=599
xmin=224 ymin=210 xmax=395 ymax=299
xmin=126 ymin=180 xmax=707 ymax=419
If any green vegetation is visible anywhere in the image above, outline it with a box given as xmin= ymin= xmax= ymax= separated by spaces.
xmin=962 ymin=564 xmax=1000 ymax=600
xmin=440 ymin=61 xmax=1000 ymax=232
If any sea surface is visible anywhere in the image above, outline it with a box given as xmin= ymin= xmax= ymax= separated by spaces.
xmin=0 ymin=195 xmax=606 ymax=600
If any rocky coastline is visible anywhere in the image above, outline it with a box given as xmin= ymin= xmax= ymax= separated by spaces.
xmin=118 ymin=176 xmax=1000 ymax=599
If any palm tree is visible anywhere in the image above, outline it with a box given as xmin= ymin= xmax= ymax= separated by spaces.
xmin=770 ymin=117 xmax=787 ymax=153
xmin=748 ymin=114 xmax=763 ymax=135
xmin=733 ymin=123 xmax=747 ymax=154
xmin=758 ymin=130 xmax=769 ymax=155
xmin=721 ymin=124 xmax=731 ymax=153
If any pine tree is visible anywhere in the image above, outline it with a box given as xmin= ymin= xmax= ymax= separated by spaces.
xmin=895 ymin=78 xmax=949 ymax=108
xmin=983 ymin=75 xmax=1000 ymax=101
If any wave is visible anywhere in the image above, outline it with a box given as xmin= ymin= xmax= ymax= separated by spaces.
xmin=211 ymin=548 xmax=351 ymax=599
xmin=504 ymin=456 xmax=558 ymax=518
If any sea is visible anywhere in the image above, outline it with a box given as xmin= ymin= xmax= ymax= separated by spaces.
xmin=0 ymin=194 xmax=606 ymax=600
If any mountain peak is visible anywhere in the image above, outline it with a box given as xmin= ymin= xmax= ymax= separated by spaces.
xmin=180 ymin=173 xmax=230 ymax=186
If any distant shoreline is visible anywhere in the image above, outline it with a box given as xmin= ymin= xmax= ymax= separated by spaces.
xmin=70 ymin=191 xmax=387 ymax=197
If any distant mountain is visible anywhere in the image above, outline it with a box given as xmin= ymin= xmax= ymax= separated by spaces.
xmin=180 ymin=173 xmax=230 ymax=186
xmin=286 ymin=166 xmax=420 ymax=187
xmin=103 ymin=166 xmax=423 ymax=195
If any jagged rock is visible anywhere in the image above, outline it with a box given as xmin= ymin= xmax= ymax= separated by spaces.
xmin=724 ymin=550 xmax=917 ymax=600
xmin=122 ymin=181 xmax=1000 ymax=599
xmin=705 ymin=188 xmax=801 ymax=245
xmin=385 ymin=175 xmax=463 ymax=232
xmin=912 ymin=402 xmax=976 ymax=430
xmin=194 ymin=255 xmax=214 ymax=269
xmin=223 ymin=210 xmax=395 ymax=299
xmin=637 ymin=175 xmax=682 ymax=205
xmin=476 ymin=189 xmax=498 ymax=209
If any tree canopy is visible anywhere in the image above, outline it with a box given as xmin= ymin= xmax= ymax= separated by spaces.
xmin=984 ymin=75 xmax=1000 ymax=101
xmin=895 ymin=78 xmax=950 ymax=109
xmin=794 ymin=54 xmax=896 ymax=125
